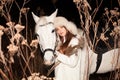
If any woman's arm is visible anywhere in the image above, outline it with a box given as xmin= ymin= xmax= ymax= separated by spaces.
xmin=55 ymin=38 xmax=80 ymax=67
xmin=56 ymin=51 xmax=80 ymax=67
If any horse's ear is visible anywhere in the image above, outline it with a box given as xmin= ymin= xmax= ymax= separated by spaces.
xmin=32 ymin=12 xmax=40 ymax=23
xmin=49 ymin=9 xmax=58 ymax=20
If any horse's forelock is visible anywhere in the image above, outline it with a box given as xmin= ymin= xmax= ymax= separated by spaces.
xmin=38 ymin=17 xmax=47 ymax=25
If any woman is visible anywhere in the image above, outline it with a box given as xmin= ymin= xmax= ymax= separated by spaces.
xmin=54 ymin=16 xmax=84 ymax=80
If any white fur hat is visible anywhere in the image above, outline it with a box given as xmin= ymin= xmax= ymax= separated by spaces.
xmin=54 ymin=16 xmax=78 ymax=35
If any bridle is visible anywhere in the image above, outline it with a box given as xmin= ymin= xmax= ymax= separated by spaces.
xmin=43 ymin=33 xmax=58 ymax=56
xmin=36 ymin=22 xmax=58 ymax=56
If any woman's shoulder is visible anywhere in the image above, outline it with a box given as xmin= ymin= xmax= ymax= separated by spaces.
xmin=70 ymin=37 xmax=79 ymax=46
xmin=70 ymin=36 xmax=85 ymax=49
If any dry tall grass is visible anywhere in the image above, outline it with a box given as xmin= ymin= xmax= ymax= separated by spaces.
xmin=74 ymin=0 xmax=120 ymax=80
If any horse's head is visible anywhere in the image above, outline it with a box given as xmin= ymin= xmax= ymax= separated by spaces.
xmin=32 ymin=9 xmax=58 ymax=65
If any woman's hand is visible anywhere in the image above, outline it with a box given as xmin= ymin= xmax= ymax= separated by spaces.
xmin=58 ymin=49 xmax=64 ymax=54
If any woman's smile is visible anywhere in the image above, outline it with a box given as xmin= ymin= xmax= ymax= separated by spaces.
xmin=56 ymin=26 xmax=67 ymax=37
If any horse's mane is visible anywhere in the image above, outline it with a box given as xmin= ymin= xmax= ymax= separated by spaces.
xmin=77 ymin=28 xmax=84 ymax=37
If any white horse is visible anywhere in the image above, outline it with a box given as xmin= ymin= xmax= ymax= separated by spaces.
xmin=32 ymin=10 xmax=58 ymax=65
xmin=32 ymin=10 xmax=120 ymax=80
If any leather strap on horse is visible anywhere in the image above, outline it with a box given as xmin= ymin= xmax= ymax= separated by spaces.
xmin=93 ymin=46 xmax=108 ymax=73
xmin=47 ymin=61 xmax=61 ymax=76
xmin=94 ymin=53 xmax=103 ymax=74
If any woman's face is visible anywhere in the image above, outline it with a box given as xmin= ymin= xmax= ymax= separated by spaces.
xmin=55 ymin=26 xmax=67 ymax=37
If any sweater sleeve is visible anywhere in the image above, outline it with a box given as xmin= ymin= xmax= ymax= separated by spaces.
xmin=56 ymin=51 xmax=79 ymax=67
xmin=55 ymin=38 xmax=80 ymax=67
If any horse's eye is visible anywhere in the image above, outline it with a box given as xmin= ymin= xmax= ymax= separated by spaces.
xmin=52 ymin=29 xmax=55 ymax=33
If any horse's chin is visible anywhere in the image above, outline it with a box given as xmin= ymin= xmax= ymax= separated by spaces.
xmin=44 ymin=52 xmax=55 ymax=65
xmin=44 ymin=60 xmax=53 ymax=66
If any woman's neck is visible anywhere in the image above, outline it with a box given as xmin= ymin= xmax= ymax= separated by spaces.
xmin=63 ymin=37 xmax=66 ymax=43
